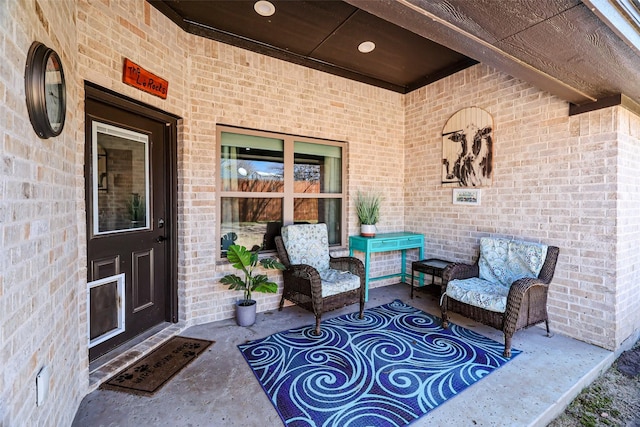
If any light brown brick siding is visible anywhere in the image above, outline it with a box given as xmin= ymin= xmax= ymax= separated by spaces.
xmin=2 ymin=0 xmax=639 ymax=425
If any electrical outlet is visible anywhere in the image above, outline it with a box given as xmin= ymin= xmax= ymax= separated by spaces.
xmin=36 ymin=366 xmax=49 ymax=406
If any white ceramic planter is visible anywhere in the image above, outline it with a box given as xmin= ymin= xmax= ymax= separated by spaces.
xmin=360 ymin=224 xmax=376 ymax=237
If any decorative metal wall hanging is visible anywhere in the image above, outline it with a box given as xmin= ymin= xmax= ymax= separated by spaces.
xmin=441 ymin=107 xmax=493 ymax=187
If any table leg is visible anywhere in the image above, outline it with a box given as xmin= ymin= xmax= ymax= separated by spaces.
xmin=419 ymin=246 xmax=424 ymax=286
xmin=350 ymin=247 xmax=370 ymax=302
xmin=364 ymin=251 xmax=370 ymax=302
xmin=411 ymin=266 xmax=415 ymax=299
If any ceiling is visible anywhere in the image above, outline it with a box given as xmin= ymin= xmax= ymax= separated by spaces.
xmin=149 ymin=0 xmax=640 ymax=110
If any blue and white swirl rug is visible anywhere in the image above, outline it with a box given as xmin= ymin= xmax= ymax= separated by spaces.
xmin=239 ymin=299 xmax=519 ymax=426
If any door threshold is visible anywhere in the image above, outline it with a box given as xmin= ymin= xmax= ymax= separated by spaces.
xmin=88 ymin=322 xmax=184 ymax=389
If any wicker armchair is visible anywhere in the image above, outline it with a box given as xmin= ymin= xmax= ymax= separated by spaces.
xmin=274 ymin=224 xmax=365 ymax=334
xmin=441 ymin=238 xmax=560 ymax=357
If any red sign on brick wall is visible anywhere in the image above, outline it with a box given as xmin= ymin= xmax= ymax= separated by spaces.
xmin=122 ymin=58 xmax=168 ymax=99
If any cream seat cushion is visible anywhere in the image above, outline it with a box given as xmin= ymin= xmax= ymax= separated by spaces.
xmin=446 ymin=237 xmax=548 ymax=312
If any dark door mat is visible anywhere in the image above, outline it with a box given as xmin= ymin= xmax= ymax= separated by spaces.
xmin=101 ymin=336 xmax=214 ymax=396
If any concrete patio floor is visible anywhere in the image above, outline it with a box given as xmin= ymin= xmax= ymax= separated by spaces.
xmin=73 ymin=283 xmax=615 ymax=427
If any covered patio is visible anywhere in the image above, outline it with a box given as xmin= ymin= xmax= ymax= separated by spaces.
xmin=73 ymin=284 xmax=613 ymax=426
xmin=2 ymin=0 xmax=640 ymax=426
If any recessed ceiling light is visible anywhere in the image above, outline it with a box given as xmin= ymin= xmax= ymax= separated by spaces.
xmin=358 ymin=41 xmax=376 ymax=53
xmin=254 ymin=1 xmax=275 ymax=17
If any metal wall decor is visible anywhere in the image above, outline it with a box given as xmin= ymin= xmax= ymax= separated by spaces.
xmin=25 ymin=41 xmax=67 ymax=139
xmin=441 ymin=107 xmax=493 ymax=187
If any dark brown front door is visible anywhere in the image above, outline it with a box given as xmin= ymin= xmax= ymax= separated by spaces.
xmin=85 ymin=85 xmax=177 ymax=361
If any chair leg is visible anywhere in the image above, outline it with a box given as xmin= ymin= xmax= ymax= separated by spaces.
xmin=503 ymin=334 xmax=512 ymax=358
xmin=278 ymin=294 xmax=285 ymax=311
xmin=359 ymin=299 xmax=364 ymax=319
xmin=314 ymin=315 xmax=321 ymax=335
xmin=440 ymin=296 xmax=449 ymax=329
xmin=545 ymin=319 xmax=551 ymax=337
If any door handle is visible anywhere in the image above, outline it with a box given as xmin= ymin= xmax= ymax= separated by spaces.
xmin=156 ymin=235 xmax=167 ymax=243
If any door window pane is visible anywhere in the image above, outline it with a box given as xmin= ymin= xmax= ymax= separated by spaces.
xmin=221 ymin=197 xmax=283 ymax=253
xmin=294 ymin=141 xmax=341 ymax=194
xmin=93 ymin=122 xmax=150 ymax=235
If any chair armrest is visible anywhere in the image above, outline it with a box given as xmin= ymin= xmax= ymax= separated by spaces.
xmin=288 ymin=263 xmax=321 ymax=283
xmin=506 ymin=277 xmax=549 ymax=305
xmin=441 ymin=263 xmax=479 ymax=295
xmin=329 ymin=256 xmax=365 ymax=289
xmin=285 ymin=263 xmax=323 ymax=304
xmin=503 ymin=277 xmax=549 ymax=333
xmin=442 ymin=263 xmax=479 ymax=281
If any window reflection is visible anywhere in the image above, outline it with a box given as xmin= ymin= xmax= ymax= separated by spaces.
xmin=219 ymin=128 xmax=345 ymax=256
xmin=294 ymin=198 xmax=341 ymax=245
xmin=221 ymin=197 xmax=283 ymax=253
xmin=221 ymin=133 xmax=284 ymax=192
xmin=294 ymin=142 xmax=341 ymax=194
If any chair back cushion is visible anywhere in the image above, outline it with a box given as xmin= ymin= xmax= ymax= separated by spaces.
xmin=281 ymin=224 xmax=330 ymax=271
xmin=478 ymin=237 xmax=548 ymax=287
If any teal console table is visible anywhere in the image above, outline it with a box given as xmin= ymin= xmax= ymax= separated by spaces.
xmin=349 ymin=232 xmax=424 ymax=301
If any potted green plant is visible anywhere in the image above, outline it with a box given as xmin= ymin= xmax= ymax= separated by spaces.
xmin=220 ymin=244 xmax=284 ymax=326
xmin=355 ymin=190 xmax=381 ymax=237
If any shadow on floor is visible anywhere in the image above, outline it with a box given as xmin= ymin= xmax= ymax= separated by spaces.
xmin=73 ymin=283 xmax=613 ymax=427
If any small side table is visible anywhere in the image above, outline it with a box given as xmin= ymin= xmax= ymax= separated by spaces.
xmin=349 ymin=232 xmax=424 ymax=302
xmin=411 ymin=258 xmax=453 ymax=299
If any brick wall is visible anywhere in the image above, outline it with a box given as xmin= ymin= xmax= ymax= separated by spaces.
xmin=404 ymin=64 xmax=639 ymax=351
xmin=79 ymin=1 xmax=639 ymax=351
xmin=184 ymin=30 xmax=405 ymax=322
xmin=76 ymin=1 xmax=405 ymax=323
xmin=0 ymin=1 xmax=83 ymax=426
xmin=616 ymin=108 xmax=640 ymax=346
xmin=2 ymin=0 xmax=640 ymax=424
